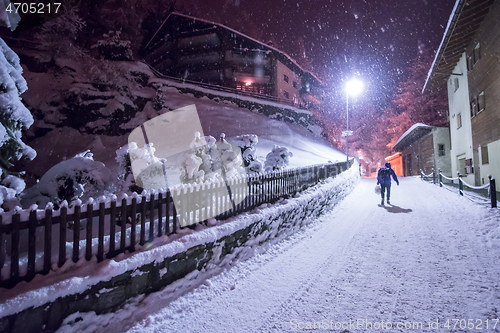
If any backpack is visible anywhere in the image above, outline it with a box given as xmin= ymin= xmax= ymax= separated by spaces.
xmin=378 ymin=167 xmax=390 ymax=179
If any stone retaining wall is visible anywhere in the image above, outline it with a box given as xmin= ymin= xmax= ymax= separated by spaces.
xmin=0 ymin=170 xmax=358 ymax=333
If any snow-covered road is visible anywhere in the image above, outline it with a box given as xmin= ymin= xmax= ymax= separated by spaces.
xmin=59 ymin=177 xmax=500 ymax=333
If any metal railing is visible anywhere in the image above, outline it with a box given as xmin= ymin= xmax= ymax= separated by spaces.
xmin=420 ymin=168 xmax=497 ymax=208
xmin=143 ymin=61 xmax=314 ymax=109
xmin=0 ymin=159 xmax=354 ymax=289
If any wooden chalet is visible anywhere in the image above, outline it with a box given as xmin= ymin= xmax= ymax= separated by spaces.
xmin=392 ymin=123 xmax=451 ymax=177
xmin=143 ymin=12 xmax=323 ymax=108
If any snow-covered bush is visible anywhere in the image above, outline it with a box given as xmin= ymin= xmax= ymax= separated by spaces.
xmin=115 ymin=143 xmax=145 ymax=193
xmin=180 ymin=132 xmax=217 ymax=183
xmin=233 ymin=134 xmax=262 ymax=173
xmin=21 ymin=150 xmax=111 ymax=209
xmin=180 ymin=133 xmax=245 ymax=184
xmin=213 ymin=133 xmax=245 ymax=179
xmin=0 ymin=174 xmax=25 ymax=211
xmin=128 ymin=142 xmax=166 ymax=190
xmin=0 ymin=36 xmax=36 ymax=211
xmin=264 ymin=145 xmax=293 ymax=172
xmin=92 ymin=31 xmax=133 ymax=61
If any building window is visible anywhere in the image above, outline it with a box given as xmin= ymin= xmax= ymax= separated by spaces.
xmin=465 ymin=158 xmax=473 ymax=174
xmin=473 ymin=43 xmax=481 ymax=65
xmin=454 ymin=77 xmax=459 ymax=92
xmin=467 ymin=43 xmax=481 ymax=71
xmin=293 ymin=81 xmax=298 ymax=89
xmin=283 ymin=74 xmax=289 ymax=83
xmin=467 ymin=55 xmax=473 ymax=71
xmin=477 ymin=91 xmax=485 ymax=113
xmin=458 ymin=158 xmax=466 ymax=175
xmin=470 ymin=99 xmax=477 ymax=118
xmin=457 ymin=113 xmax=462 ymax=129
xmin=284 ymin=91 xmax=289 ymax=99
xmin=481 ymin=145 xmax=489 ymax=165
xmin=438 ymin=144 xmax=445 ymax=156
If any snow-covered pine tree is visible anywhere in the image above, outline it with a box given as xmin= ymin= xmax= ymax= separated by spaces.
xmin=0 ymin=12 xmax=36 ymax=211
xmin=91 ymin=31 xmax=133 ymax=61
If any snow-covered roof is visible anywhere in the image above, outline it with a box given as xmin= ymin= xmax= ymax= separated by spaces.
xmin=392 ymin=123 xmax=432 ymax=152
xmin=422 ymin=0 xmax=495 ymax=93
xmin=145 ymin=12 xmax=323 ymax=86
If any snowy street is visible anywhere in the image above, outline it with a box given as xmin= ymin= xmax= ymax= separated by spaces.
xmin=59 ymin=177 xmax=500 ymax=333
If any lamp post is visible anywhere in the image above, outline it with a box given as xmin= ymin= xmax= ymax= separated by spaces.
xmin=345 ymin=79 xmax=363 ymax=162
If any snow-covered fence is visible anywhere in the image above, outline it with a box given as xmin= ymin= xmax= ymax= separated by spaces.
xmin=0 ymin=159 xmax=354 ymax=289
xmin=420 ymin=168 xmax=497 ymax=208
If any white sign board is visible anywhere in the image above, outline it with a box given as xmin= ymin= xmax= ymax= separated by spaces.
xmin=341 ymin=130 xmax=353 ymax=137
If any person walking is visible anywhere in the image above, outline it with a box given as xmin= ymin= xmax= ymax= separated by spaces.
xmin=377 ymin=162 xmax=399 ymax=205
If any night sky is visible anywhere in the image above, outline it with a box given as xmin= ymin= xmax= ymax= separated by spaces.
xmin=180 ymin=0 xmax=456 ymax=109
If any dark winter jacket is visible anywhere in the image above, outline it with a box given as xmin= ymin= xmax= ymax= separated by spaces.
xmin=377 ymin=163 xmax=399 ymax=186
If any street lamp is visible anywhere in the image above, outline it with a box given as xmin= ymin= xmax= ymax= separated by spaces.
xmin=345 ymin=79 xmax=363 ymax=162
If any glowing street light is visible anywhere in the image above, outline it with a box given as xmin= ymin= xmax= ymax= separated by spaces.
xmin=345 ymin=79 xmax=363 ymax=162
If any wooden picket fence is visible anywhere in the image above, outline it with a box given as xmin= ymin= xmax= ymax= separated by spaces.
xmin=0 ymin=160 xmax=353 ymax=289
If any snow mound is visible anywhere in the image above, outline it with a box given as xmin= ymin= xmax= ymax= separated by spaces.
xmin=21 ymin=150 xmax=111 ymax=208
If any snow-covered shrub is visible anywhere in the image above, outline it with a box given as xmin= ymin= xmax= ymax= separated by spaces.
xmin=213 ymin=133 xmax=245 ymax=179
xmin=92 ymin=31 xmax=133 ymax=61
xmin=0 ymin=37 xmax=36 ymax=211
xmin=179 ymin=132 xmax=245 ymax=184
xmin=21 ymin=150 xmax=111 ymax=209
xmin=128 ymin=142 xmax=166 ymax=190
xmin=233 ymin=134 xmax=262 ymax=173
xmin=0 ymin=174 xmax=25 ymax=211
xmin=180 ymin=132 xmax=217 ymax=183
xmin=264 ymin=145 xmax=293 ymax=172
xmin=115 ymin=143 xmax=144 ymax=193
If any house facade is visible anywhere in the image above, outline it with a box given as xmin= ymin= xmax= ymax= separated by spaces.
xmin=447 ymin=54 xmax=475 ymax=184
xmin=143 ymin=12 xmax=323 ymax=108
xmin=423 ymin=0 xmax=499 ymax=185
xmin=391 ymin=124 xmax=451 ymax=177
xmin=384 ymin=152 xmax=403 ymax=177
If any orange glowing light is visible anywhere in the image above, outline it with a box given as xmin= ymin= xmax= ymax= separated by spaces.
xmin=245 ymin=81 xmax=252 ymax=86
